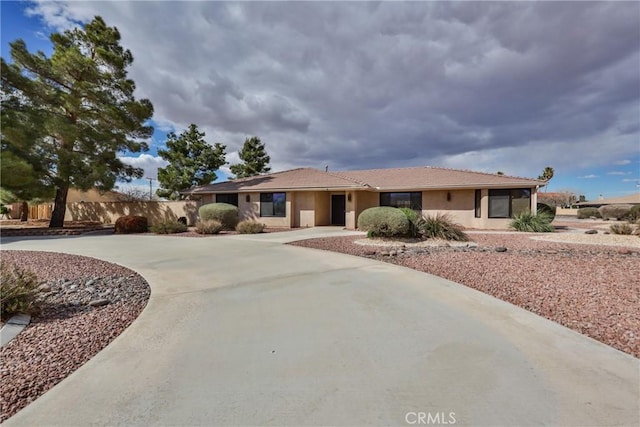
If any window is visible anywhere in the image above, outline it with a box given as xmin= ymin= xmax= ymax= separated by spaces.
xmin=474 ymin=190 xmax=481 ymax=218
xmin=488 ymin=189 xmax=531 ymax=218
xmin=380 ymin=192 xmax=422 ymax=210
xmin=260 ymin=192 xmax=286 ymax=217
xmin=216 ymin=193 xmax=238 ymax=206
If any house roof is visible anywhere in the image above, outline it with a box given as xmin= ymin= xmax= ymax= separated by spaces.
xmin=184 ymin=166 xmax=542 ymax=195
xmin=576 ymin=193 xmax=640 ymax=207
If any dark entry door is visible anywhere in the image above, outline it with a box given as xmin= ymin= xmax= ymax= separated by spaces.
xmin=331 ymin=194 xmax=346 ymax=226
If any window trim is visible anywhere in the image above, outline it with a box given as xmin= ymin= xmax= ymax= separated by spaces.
xmin=474 ymin=190 xmax=481 ymax=218
xmin=488 ymin=188 xmax=531 ymax=219
xmin=379 ymin=192 xmax=423 ymax=211
xmin=216 ymin=193 xmax=239 ymax=207
xmin=259 ymin=192 xmax=286 ymax=217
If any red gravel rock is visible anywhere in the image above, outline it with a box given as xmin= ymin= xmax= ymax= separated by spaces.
xmin=0 ymin=251 xmax=150 ymax=422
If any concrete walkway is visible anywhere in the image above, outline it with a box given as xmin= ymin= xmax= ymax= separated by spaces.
xmin=1 ymin=230 xmax=638 ymax=426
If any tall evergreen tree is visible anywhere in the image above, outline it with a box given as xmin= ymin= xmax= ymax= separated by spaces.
xmin=230 ymin=136 xmax=271 ymax=178
xmin=156 ymin=124 xmax=227 ymax=200
xmin=1 ymin=16 xmax=154 ymax=227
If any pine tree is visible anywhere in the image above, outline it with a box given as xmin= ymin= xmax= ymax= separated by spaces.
xmin=1 ymin=17 xmax=154 ymax=227
xmin=230 ymin=137 xmax=271 ymax=178
xmin=156 ymin=124 xmax=227 ymax=199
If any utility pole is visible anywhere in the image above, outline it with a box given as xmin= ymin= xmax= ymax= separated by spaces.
xmin=146 ymin=177 xmax=153 ymax=200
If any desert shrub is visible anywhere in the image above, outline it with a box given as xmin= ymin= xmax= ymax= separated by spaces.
xmin=195 ymin=219 xmax=223 ymax=234
xmin=398 ymin=207 xmax=421 ymax=237
xmin=536 ymin=203 xmax=556 ymax=222
xmin=577 ymin=207 xmax=601 ymax=219
xmin=198 ymin=203 xmax=238 ymax=230
xmin=628 ymin=205 xmax=640 ymax=221
xmin=418 ymin=213 xmax=469 ymax=241
xmin=610 ymin=223 xmax=634 ymax=235
xmin=236 ymin=220 xmax=265 ymax=234
xmin=115 ymin=215 xmax=148 ymax=234
xmin=510 ymin=210 xmax=555 ymax=232
xmin=357 ymin=207 xmax=410 ymax=237
xmin=150 ymin=219 xmax=188 ymax=234
xmin=599 ymin=204 xmax=633 ymax=221
xmin=1 ymin=262 xmax=46 ymax=318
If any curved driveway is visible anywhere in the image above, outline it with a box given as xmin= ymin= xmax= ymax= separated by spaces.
xmin=2 ymin=229 xmax=638 ymax=426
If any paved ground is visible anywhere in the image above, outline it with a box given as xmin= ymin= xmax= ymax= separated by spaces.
xmin=2 ymin=229 xmax=638 ymax=426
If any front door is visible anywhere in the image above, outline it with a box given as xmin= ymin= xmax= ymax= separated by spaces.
xmin=331 ymin=194 xmax=346 ymax=226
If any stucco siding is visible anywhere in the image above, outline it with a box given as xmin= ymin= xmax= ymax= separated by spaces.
xmin=422 ymin=189 xmax=476 ymax=228
xmin=294 ymin=192 xmax=316 ymax=228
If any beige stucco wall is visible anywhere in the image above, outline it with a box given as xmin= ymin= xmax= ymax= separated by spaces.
xmin=422 ymin=189 xmax=475 ymax=228
xmin=64 ymin=201 xmax=200 ymax=225
xmin=294 ymin=192 xmax=316 ymax=228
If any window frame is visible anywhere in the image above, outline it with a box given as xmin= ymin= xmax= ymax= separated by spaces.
xmin=216 ymin=193 xmax=239 ymax=207
xmin=379 ymin=192 xmax=423 ymax=211
xmin=259 ymin=192 xmax=286 ymax=217
xmin=488 ymin=188 xmax=531 ymax=218
xmin=474 ymin=190 xmax=482 ymax=218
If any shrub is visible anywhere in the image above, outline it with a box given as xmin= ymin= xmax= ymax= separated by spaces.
xmin=115 ymin=215 xmax=148 ymax=234
xmin=236 ymin=220 xmax=265 ymax=234
xmin=628 ymin=205 xmax=640 ymax=221
xmin=599 ymin=204 xmax=633 ymax=221
xmin=150 ymin=219 xmax=188 ymax=234
xmin=418 ymin=213 xmax=469 ymax=241
xmin=357 ymin=207 xmax=410 ymax=237
xmin=510 ymin=210 xmax=555 ymax=232
xmin=198 ymin=203 xmax=238 ymax=230
xmin=536 ymin=203 xmax=556 ymax=222
xmin=398 ymin=207 xmax=421 ymax=238
xmin=1 ymin=262 xmax=46 ymax=318
xmin=195 ymin=219 xmax=223 ymax=234
xmin=610 ymin=223 xmax=634 ymax=235
xmin=577 ymin=207 xmax=601 ymax=219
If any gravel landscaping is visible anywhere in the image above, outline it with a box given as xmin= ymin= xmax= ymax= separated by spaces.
xmin=290 ymin=233 xmax=640 ymax=359
xmin=0 ymin=251 xmax=150 ymax=422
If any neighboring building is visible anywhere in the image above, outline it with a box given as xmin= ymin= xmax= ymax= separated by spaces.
xmin=576 ymin=193 xmax=640 ymax=208
xmin=184 ymin=167 xmax=543 ymax=230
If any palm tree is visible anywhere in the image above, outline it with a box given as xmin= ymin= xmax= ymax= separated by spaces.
xmin=538 ymin=166 xmax=554 ymax=192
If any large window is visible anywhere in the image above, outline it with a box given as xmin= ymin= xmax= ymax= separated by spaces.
xmin=380 ymin=192 xmax=422 ymax=210
xmin=260 ymin=192 xmax=286 ymax=217
xmin=216 ymin=193 xmax=238 ymax=206
xmin=488 ymin=189 xmax=531 ymax=218
xmin=475 ymin=190 xmax=481 ymax=218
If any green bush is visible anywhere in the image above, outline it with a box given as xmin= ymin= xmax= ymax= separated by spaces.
xmin=577 ymin=207 xmax=601 ymax=219
xmin=418 ymin=213 xmax=469 ymax=241
xmin=198 ymin=203 xmax=238 ymax=230
xmin=1 ymin=262 xmax=46 ymax=319
xmin=398 ymin=207 xmax=421 ymax=238
xmin=150 ymin=219 xmax=188 ymax=234
xmin=610 ymin=223 xmax=634 ymax=235
xmin=115 ymin=215 xmax=148 ymax=234
xmin=195 ymin=219 xmax=223 ymax=234
xmin=536 ymin=203 xmax=556 ymax=222
xmin=236 ymin=220 xmax=265 ymax=234
xmin=357 ymin=207 xmax=410 ymax=237
xmin=599 ymin=204 xmax=633 ymax=221
xmin=510 ymin=210 xmax=555 ymax=232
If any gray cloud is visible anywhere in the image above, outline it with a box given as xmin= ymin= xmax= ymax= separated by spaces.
xmin=27 ymin=1 xmax=640 ymax=178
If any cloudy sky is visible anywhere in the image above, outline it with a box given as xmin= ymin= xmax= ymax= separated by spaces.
xmin=2 ymin=1 xmax=639 ymax=199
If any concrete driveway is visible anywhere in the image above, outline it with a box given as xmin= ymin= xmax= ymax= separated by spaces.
xmin=2 ymin=229 xmax=638 ymax=426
